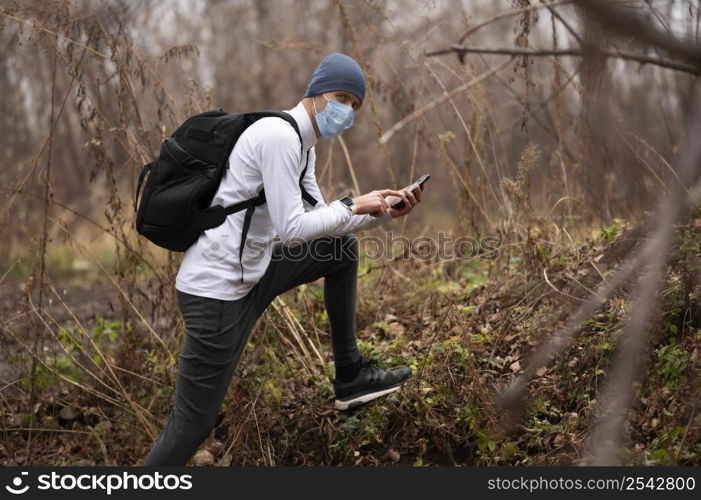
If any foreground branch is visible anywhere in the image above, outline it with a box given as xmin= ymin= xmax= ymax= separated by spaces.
xmin=574 ymin=0 xmax=701 ymax=64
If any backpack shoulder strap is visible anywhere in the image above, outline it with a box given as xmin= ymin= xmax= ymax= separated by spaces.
xmin=222 ymin=111 xmax=320 ymax=283
xmin=299 ymin=147 xmax=318 ymax=207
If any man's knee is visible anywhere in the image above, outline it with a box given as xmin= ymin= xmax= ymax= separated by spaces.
xmin=308 ymin=234 xmax=358 ymax=263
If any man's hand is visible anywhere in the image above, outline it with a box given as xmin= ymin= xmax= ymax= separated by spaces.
xmin=387 ymin=185 xmax=422 ymax=218
xmin=353 ymin=189 xmax=407 ymax=217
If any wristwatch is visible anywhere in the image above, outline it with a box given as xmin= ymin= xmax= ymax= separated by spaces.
xmin=339 ymin=196 xmax=357 ymax=215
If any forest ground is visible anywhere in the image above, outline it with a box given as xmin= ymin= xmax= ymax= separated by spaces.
xmin=1 ymin=217 xmax=699 ymax=466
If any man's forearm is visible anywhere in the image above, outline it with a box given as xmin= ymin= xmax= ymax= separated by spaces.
xmin=332 ymin=210 xmax=392 ymax=235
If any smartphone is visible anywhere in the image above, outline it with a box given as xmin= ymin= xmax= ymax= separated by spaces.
xmin=391 ymin=173 xmax=431 ymax=210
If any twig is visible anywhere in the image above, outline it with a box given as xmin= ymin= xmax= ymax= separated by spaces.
xmin=424 ymin=61 xmax=501 ymax=206
xmin=0 ymin=260 xmax=19 ymax=287
xmin=221 ymin=379 xmax=265 ymax=463
xmin=252 ymin=405 xmax=265 ymax=465
xmin=542 ymin=268 xmax=587 ymax=302
xmin=336 ymin=135 xmax=361 ymax=196
xmin=272 ymin=297 xmax=324 ymax=367
xmin=590 ymin=261 xmax=606 ymax=282
xmin=0 ymin=11 xmax=110 ymax=59
xmin=495 ymin=64 xmax=583 ymax=138
xmin=0 ymin=427 xmax=92 ymax=434
xmin=437 ymin=137 xmax=496 ymax=227
xmin=268 ymin=319 xmax=316 ymax=378
xmin=457 ymin=1 xmax=575 ymax=44
xmin=619 ymin=130 xmax=688 ymax=194
xmin=379 ymin=58 xmax=513 ymax=145
xmin=675 ymin=387 xmax=701 ymax=462
xmin=564 ymin=272 xmax=599 ymax=298
xmin=540 ymin=0 xmax=583 ymax=45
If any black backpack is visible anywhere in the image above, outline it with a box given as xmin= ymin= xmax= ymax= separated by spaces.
xmin=134 ymin=109 xmax=318 ymax=278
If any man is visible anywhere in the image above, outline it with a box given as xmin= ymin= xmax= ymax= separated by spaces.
xmin=143 ymin=53 xmax=422 ymax=466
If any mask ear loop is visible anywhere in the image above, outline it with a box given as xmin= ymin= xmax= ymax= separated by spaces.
xmin=313 ymin=94 xmax=335 ymax=116
xmin=313 ymin=94 xmax=328 ymax=115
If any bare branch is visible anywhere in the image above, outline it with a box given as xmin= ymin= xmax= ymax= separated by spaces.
xmin=426 ymin=45 xmax=701 ymax=75
xmin=457 ymin=0 xmax=575 ymax=44
xmin=539 ymin=0 xmax=584 ymax=45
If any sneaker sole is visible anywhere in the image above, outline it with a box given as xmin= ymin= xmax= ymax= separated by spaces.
xmin=334 ymin=383 xmax=404 ymax=411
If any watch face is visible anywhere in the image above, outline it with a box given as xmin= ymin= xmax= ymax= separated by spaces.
xmin=341 ymin=196 xmax=354 ymax=207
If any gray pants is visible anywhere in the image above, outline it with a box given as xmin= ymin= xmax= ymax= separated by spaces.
xmin=143 ymin=234 xmax=361 ymax=466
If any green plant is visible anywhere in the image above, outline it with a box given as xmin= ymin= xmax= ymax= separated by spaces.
xmin=601 ymin=219 xmax=626 ymax=241
xmin=653 ymin=340 xmax=690 ymax=385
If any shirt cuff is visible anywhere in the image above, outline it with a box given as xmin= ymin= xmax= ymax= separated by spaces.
xmin=331 ymin=199 xmax=354 ymax=223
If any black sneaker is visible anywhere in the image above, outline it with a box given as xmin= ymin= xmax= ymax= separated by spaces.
xmin=333 ymin=356 xmax=412 ymax=411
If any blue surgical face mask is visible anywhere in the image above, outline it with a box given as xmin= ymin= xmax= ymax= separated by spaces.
xmin=313 ymin=95 xmax=355 ymax=138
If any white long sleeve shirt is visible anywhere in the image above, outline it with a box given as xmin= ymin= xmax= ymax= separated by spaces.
xmin=175 ymin=101 xmax=392 ymax=300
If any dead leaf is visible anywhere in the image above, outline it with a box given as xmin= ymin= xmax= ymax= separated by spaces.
xmin=553 ymin=434 xmax=566 ymax=447
xmin=59 ymin=406 xmax=77 ymax=421
xmin=208 ymin=440 xmax=224 ymax=455
xmin=192 ymin=450 xmax=214 ymax=466
xmin=388 ymin=322 xmax=405 ymax=336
